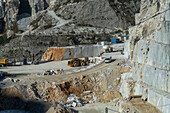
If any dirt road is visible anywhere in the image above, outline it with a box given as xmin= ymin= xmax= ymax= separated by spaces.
xmin=25 ymin=59 xmax=120 ymax=83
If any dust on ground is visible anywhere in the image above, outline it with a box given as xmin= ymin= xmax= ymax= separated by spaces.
xmin=0 ymin=59 xmax=161 ymax=113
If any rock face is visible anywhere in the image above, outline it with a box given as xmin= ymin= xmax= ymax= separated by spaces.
xmin=4 ymin=0 xmax=20 ymax=31
xmin=121 ymin=0 xmax=170 ymax=113
xmin=0 ymin=0 xmax=141 ymax=61
xmin=0 ymin=19 xmax=5 ymax=33
xmin=55 ymin=0 xmax=141 ymax=30
xmin=0 ymin=1 xmax=5 ymax=33
xmin=28 ymin=0 xmax=49 ymax=19
xmin=0 ymin=33 xmax=107 ymax=61
xmin=0 ymin=0 xmax=141 ymax=32
xmin=42 ymin=45 xmax=104 ymax=61
xmin=0 ymin=35 xmax=59 ymax=61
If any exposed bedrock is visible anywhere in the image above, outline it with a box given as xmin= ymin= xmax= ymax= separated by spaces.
xmin=122 ymin=0 xmax=170 ymax=113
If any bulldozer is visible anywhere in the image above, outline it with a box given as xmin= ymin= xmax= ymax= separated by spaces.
xmin=0 ymin=58 xmax=8 ymax=66
xmin=67 ymin=57 xmax=89 ymax=67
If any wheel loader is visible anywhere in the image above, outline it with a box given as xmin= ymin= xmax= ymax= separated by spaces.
xmin=67 ymin=57 xmax=89 ymax=67
xmin=0 ymin=58 xmax=8 ymax=66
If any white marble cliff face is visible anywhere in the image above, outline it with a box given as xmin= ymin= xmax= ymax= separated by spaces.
xmin=121 ymin=0 xmax=170 ymax=112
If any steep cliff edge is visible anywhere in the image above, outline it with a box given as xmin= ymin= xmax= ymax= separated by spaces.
xmin=121 ymin=0 xmax=170 ymax=112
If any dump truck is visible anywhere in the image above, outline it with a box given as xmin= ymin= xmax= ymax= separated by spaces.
xmin=67 ymin=57 xmax=89 ymax=67
xmin=0 ymin=58 xmax=8 ymax=66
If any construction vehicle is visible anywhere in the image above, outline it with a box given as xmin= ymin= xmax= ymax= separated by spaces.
xmin=67 ymin=57 xmax=89 ymax=67
xmin=0 ymin=58 xmax=8 ymax=66
xmin=105 ymin=47 xmax=113 ymax=53
xmin=105 ymin=56 xmax=112 ymax=63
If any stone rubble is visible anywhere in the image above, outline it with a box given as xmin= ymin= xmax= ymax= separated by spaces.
xmin=42 ymin=69 xmax=64 ymax=75
xmin=11 ymin=78 xmax=20 ymax=83
xmin=65 ymin=94 xmax=87 ymax=107
xmin=81 ymin=91 xmax=97 ymax=104
xmin=0 ymin=58 xmax=161 ymax=112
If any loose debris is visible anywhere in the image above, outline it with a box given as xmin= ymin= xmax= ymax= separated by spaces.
xmin=11 ymin=78 xmax=20 ymax=83
xmin=42 ymin=69 xmax=64 ymax=75
xmin=65 ymin=94 xmax=87 ymax=107
xmin=81 ymin=91 xmax=97 ymax=104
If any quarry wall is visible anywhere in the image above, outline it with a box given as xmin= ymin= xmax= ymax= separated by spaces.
xmin=0 ymin=0 xmax=141 ymax=61
xmin=121 ymin=0 xmax=170 ymax=113
xmin=42 ymin=45 xmax=105 ymax=61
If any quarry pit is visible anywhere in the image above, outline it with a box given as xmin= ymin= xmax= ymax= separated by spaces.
xmin=0 ymin=59 xmax=161 ymax=113
xmin=0 ymin=0 xmax=170 ymax=113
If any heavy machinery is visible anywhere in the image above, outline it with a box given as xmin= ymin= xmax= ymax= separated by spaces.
xmin=67 ymin=57 xmax=89 ymax=67
xmin=0 ymin=58 xmax=8 ymax=66
xmin=105 ymin=56 xmax=112 ymax=63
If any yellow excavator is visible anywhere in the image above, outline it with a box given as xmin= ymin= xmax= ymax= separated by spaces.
xmin=67 ymin=57 xmax=89 ymax=67
xmin=0 ymin=58 xmax=8 ymax=66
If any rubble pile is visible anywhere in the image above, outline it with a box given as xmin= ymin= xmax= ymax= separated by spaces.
xmin=14 ymin=61 xmax=129 ymax=105
xmin=42 ymin=70 xmax=57 ymax=75
xmin=80 ymin=91 xmax=97 ymax=104
xmin=42 ymin=69 xmax=64 ymax=75
xmin=110 ymin=97 xmax=161 ymax=113
xmin=65 ymin=94 xmax=87 ymax=107
xmin=0 ymin=85 xmax=77 ymax=113
xmin=46 ymin=102 xmax=78 ymax=113
xmin=0 ymin=59 xmax=135 ymax=112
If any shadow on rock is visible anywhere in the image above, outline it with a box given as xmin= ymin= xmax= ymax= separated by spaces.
xmin=0 ymin=87 xmax=79 ymax=113
xmin=0 ymin=95 xmax=49 ymax=113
